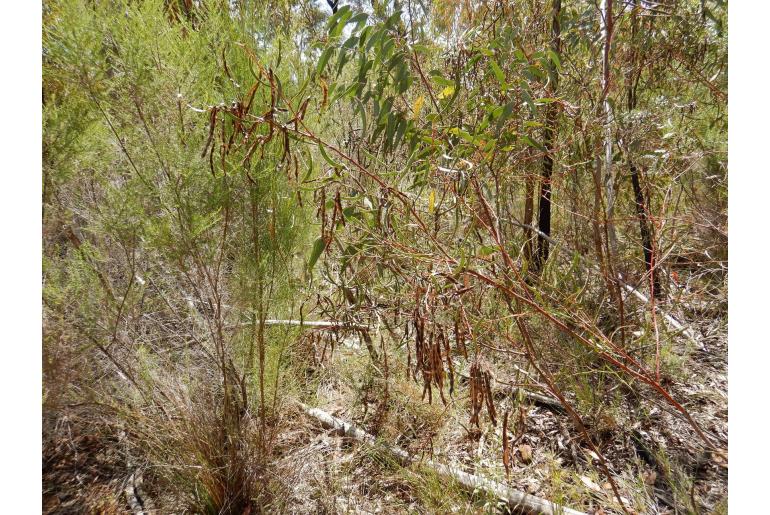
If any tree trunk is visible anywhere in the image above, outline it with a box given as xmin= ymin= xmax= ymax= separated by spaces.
xmin=534 ymin=0 xmax=561 ymax=272
xmin=627 ymin=1 xmax=662 ymax=299
xmin=600 ymin=0 xmax=618 ymax=262
xmin=630 ymin=166 xmax=661 ymax=298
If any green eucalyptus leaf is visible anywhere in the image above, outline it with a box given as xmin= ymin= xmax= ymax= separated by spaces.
xmin=319 ymin=144 xmax=344 ymax=169
xmin=489 ymin=59 xmax=505 ymax=85
xmin=308 ymin=238 xmax=326 ymax=270
xmin=317 ymin=47 xmax=335 ymax=76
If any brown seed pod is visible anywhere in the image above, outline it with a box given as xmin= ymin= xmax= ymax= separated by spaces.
xmin=469 ymin=360 xmax=496 ymax=427
xmin=502 ymin=410 xmax=511 ymax=477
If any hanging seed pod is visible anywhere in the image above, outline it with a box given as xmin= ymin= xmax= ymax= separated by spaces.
xmin=502 ymin=410 xmax=511 ymax=477
xmin=405 ymin=319 xmax=412 ymax=380
xmin=454 ymin=310 xmax=468 ymax=360
xmin=201 ymin=106 xmax=218 ymax=159
xmin=318 ymin=187 xmax=327 ymax=241
xmin=439 ymin=327 xmax=455 ymax=395
xmin=413 ymin=297 xmax=425 ymax=384
xmin=334 ymin=190 xmax=345 ymax=227
xmin=483 ymin=367 xmax=497 ymax=426
xmin=469 ymin=362 xmax=483 ymax=428
xmin=419 ymin=322 xmax=431 ymax=404
xmin=431 ymin=329 xmax=446 ymax=405
xmin=469 ymin=360 xmax=497 ymax=427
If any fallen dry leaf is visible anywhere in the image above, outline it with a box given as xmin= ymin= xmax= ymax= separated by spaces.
xmin=643 ymin=470 xmax=657 ymax=485
xmin=579 ymin=475 xmax=602 ymax=493
xmin=519 ymin=444 xmax=533 ymax=464
xmin=712 ymin=448 xmax=728 ymax=468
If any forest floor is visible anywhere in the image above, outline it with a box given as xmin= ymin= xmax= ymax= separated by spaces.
xmin=43 ymin=294 xmax=727 ymax=514
xmin=270 ymin=304 xmax=727 ymax=514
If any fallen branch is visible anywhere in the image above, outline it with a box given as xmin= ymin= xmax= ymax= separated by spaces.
xmin=124 ymin=470 xmax=149 ymax=515
xmin=233 ymin=319 xmax=370 ymax=331
xmin=264 ymin=319 xmax=369 ymax=329
xmin=299 ymin=403 xmax=587 ymax=515
xmin=513 ymin=388 xmax=566 ymax=413
xmin=617 ymin=280 xmax=701 ymax=348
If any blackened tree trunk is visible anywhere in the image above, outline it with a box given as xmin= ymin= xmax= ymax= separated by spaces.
xmin=630 ymin=165 xmax=661 ymax=298
xmin=627 ymin=1 xmax=663 ymax=299
xmin=534 ymin=0 xmax=561 ymax=272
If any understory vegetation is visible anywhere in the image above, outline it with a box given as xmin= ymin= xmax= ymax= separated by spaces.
xmin=43 ymin=0 xmax=727 ymax=513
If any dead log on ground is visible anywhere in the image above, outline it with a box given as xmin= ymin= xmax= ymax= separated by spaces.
xmin=299 ymin=403 xmax=587 ymax=515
